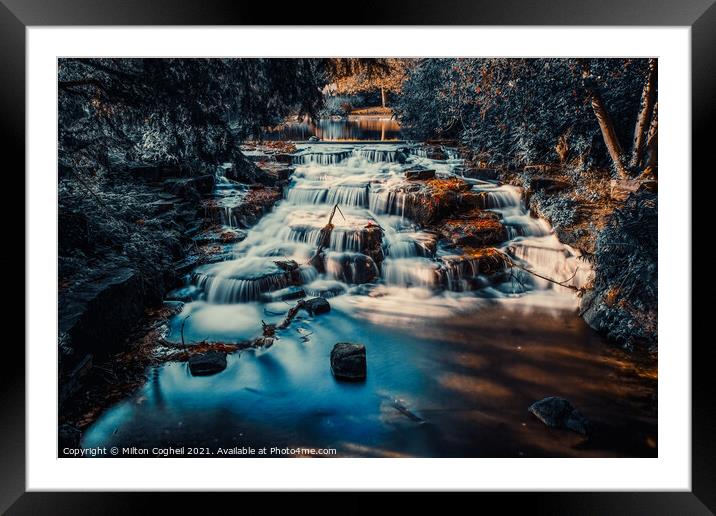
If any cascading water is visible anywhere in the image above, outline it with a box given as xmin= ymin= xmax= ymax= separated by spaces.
xmin=182 ymin=142 xmax=591 ymax=325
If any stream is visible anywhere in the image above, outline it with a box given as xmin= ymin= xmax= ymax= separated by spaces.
xmin=81 ymin=141 xmax=657 ymax=457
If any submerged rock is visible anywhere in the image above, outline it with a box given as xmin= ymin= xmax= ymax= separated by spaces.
xmin=188 ymin=351 xmax=228 ymax=376
xmin=528 ymin=396 xmax=590 ymax=435
xmin=330 ymin=342 xmax=367 ymax=381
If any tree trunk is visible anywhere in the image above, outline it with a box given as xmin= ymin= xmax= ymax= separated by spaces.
xmin=578 ymin=60 xmax=628 ymax=179
xmin=645 ymin=101 xmax=658 ymax=168
xmin=381 ymin=86 xmax=386 ymax=108
xmin=590 ymin=88 xmax=629 ymax=178
xmin=630 ymin=58 xmax=658 ymax=169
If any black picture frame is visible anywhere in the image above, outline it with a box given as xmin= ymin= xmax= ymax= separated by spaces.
xmin=4 ymin=0 xmax=713 ymax=512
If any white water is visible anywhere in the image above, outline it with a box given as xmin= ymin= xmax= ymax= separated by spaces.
xmin=184 ymin=143 xmax=591 ymax=324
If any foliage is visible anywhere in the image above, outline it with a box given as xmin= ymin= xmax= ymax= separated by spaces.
xmin=329 ymin=58 xmax=414 ymax=102
xmin=590 ymin=190 xmax=658 ymax=348
xmin=59 ymin=58 xmax=328 ymax=175
xmin=394 ymin=58 xmax=650 ymax=173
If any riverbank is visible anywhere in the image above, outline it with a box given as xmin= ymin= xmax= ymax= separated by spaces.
xmin=58 ymin=145 xmax=293 ymax=415
xmin=455 ymin=146 xmax=658 ymax=351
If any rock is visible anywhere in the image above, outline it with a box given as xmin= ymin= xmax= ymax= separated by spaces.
xmin=530 ymin=176 xmax=571 ymax=193
xmin=206 ymin=187 xmax=282 ymax=228
xmin=524 ymin=164 xmax=561 ymax=175
xmin=188 ymin=351 xmax=227 ymax=376
xmin=226 ymin=151 xmax=275 ymax=186
xmin=405 ymin=167 xmax=436 ymax=180
xmin=528 ymin=396 xmax=590 ymax=435
xmin=59 ymin=424 xmax=82 ymax=449
xmin=166 ymin=285 xmax=201 ymax=302
xmin=59 ymin=211 xmax=90 ymax=253
xmin=610 ymin=179 xmax=641 ymax=201
xmin=274 ymin=153 xmax=293 ymax=164
xmin=275 ymin=167 xmax=294 ymax=181
xmin=242 ymin=149 xmax=270 ymax=162
xmin=439 ymin=248 xmax=508 ymax=289
xmin=125 ymin=162 xmax=181 ymax=182
xmin=393 ymin=177 xmax=472 ymax=225
xmin=325 ymin=253 xmax=379 ymax=284
xmin=261 ymin=286 xmax=306 ymax=302
xmin=149 ymin=199 xmax=176 ymax=214
xmin=58 ymin=267 xmax=146 ymax=360
xmin=461 ymin=167 xmax=499 ymax=181
xmin=308 ymin=135 xmax=320 ymax=142
xmin=302 ymin=296 xmax=331 ymax=316
xmin=304 ymin=281 xmax=347 ymax=299
xmin=425 ymin=145 xmax=448 ymax=160
xmin=395 ymin=151 xmax=408 ymax=164
xmin=163 ymin=175 xmax=215 ymax=197
xmin=330 ymin=342 xmax=367 ymax=381
xmin=439 ymin=210 xmax=507 ymax=247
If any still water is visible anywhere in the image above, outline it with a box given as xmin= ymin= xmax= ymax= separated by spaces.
xmin=264 ymin=116 xmax=402 ymax=141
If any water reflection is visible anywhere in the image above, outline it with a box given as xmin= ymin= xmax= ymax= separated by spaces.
xmin=264 ymin=116 xmax=402 ymax=141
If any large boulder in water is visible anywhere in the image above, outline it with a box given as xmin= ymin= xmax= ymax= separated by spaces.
xmin=325 ymin=252 xmax=379 ymax=284
xmin=330 ymin=342 xmax=367 ymax=381
xmin=390 ymin=177 xmax=472 ymax=225
xmin=438 ymin=209 xmax=507 ymax=247
xmin=302 ymin=297 xmax=331 ymax=316
xmin=528 ymin=396 xmax=590 ymax=435
xmin=188 ymin=351 xmax=227 ymax=376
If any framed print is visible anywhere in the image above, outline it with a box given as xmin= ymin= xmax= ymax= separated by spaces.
xmin=4 ymin=0 xmax=714 ymax=512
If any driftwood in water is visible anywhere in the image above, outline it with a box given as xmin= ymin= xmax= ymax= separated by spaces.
xmin=307 ymin=203 xmax=345 ymax=271
xmin=277 ymin=301 xmax=306 ymax=329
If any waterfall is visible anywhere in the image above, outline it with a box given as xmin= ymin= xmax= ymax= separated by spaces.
xmin=187 ymin=142 xmax=590 ymax=312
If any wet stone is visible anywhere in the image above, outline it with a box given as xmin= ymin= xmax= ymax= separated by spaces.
xmin=188 ymin=351 xmax=228 ymax=377
xmin=528 ymin=396 xmax=590 ymax=435
xmin=261 ymin=286 xmax=306 ymax=302
xmin=302 ymin=297 xmax=331 ymax=316
xmin=330 ymin=342 xmax=367 ymax=381
xmin=405 ymin=166 xmax=436 ymax=180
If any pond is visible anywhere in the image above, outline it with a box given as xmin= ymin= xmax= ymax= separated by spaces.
xmin=263 ymin=116 xmax=402 ymax=141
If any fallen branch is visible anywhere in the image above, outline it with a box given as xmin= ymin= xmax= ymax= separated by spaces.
xmin=307 ymin=203 xmax=344 ymax=269
xmin=497 ymin=249 xmax=580 ymax=291
xmin=277 ymin=300 xmax=307 ymax=329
